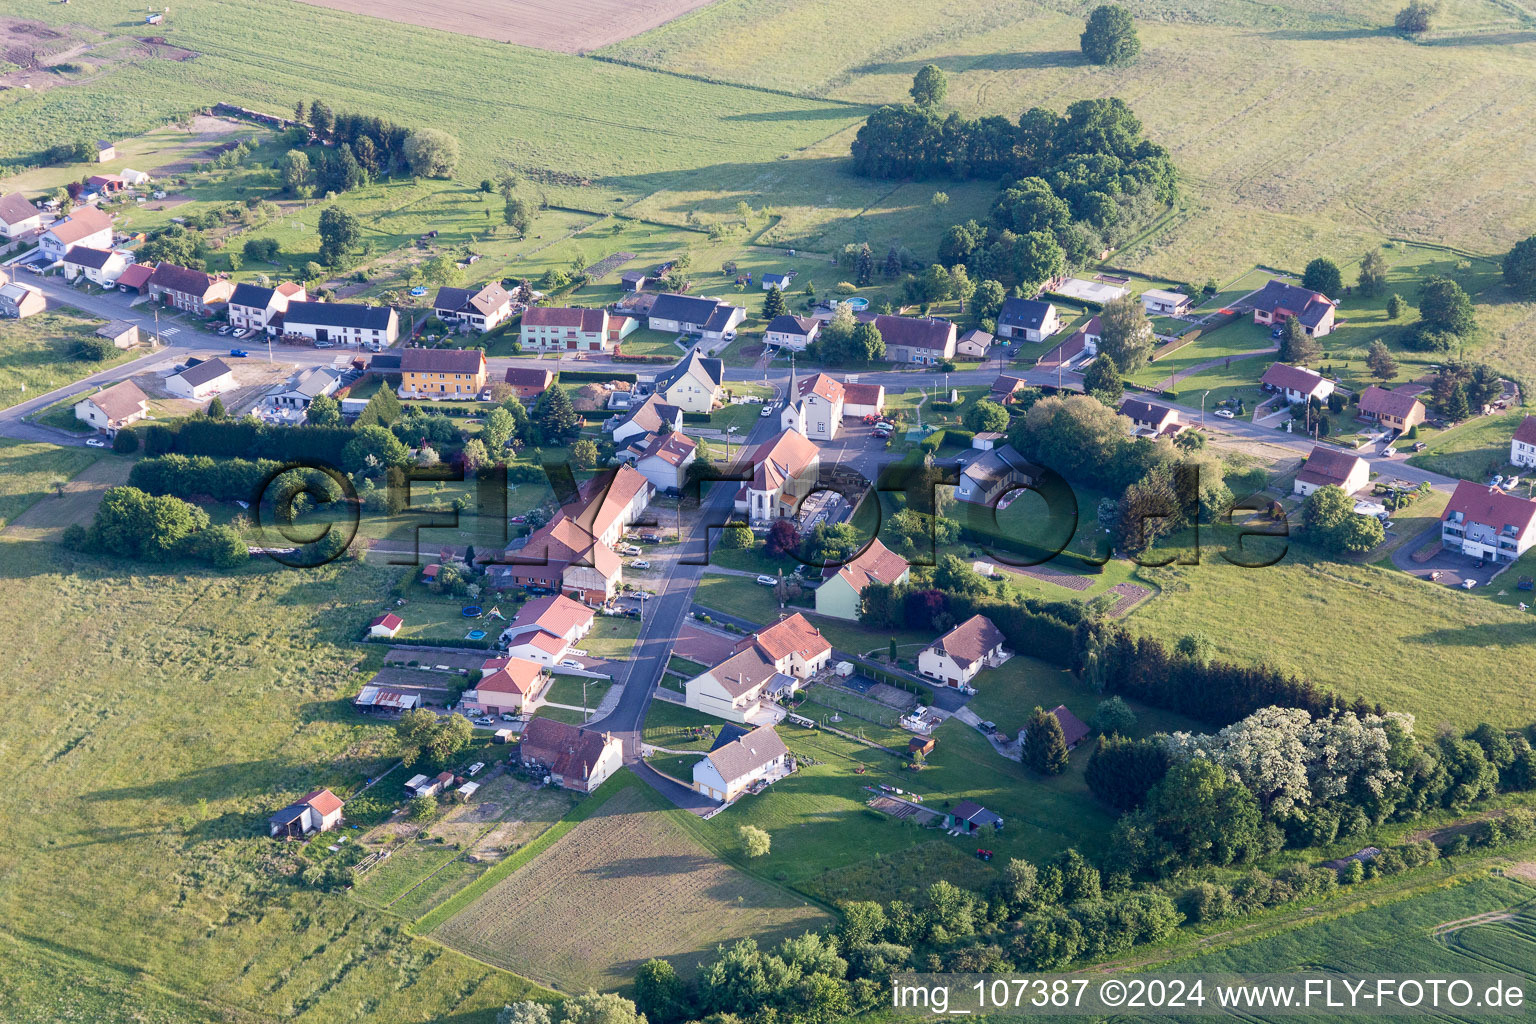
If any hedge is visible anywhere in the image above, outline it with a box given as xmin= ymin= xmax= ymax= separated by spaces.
xmin=558 ymin=370 xmax=637 ymax=384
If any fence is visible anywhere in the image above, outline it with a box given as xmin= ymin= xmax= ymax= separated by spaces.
xmin=807 ymin=682 xmax=902 ymax=727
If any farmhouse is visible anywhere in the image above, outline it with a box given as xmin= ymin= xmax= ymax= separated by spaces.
xmin=399 ymin=347 xmax=486 ymax=399
xmin=148 ymin=264 xmax=234 ymax=316
xmin=843 ymin=380 xmax=885 ymax=419
xmin=686 ymin=613 xmax=830 ymax=723
xmin=566 ymin=464 xmax=654 ymax=549
xmin=647 ymin=293 xmax=745 ymax=343
xmin=503 ymin=366 xmax=553 ymax=399
xmin=1293 ymin=446 xmax=1369 ymax=496
xmin=1511 ymin=416 xmax=1536 ymax=468
xmin=877 ymin=314 xmax=956 ymax=364
xmin=519 ymin=717 xmax=623 ymax=793
xmin=521 ymin=305 xmax=634 ymax=351
xmin=1357 ymin=386 xmax=1426 ymax=433
xmin=73 ymin=379 xmax=149 ymax=435
xmin=736 ymin=428 xmax=820 ymax=523
xmin=763 ymin=314 xmax=819 ymax=352
xmin=956 ymin=329 xmax=993 ymax=358
xmin=0 ymin=192 xmax=43 ymax=238
xmin=1247 ymin=279 xmax=1337 ymax=338
xmin=609 ymin=393 xmax=683 ymax=444
xmin=996 ymin=298 xmax=1060 ymax=343
xmin=1261 ymin=363 xmax=1335 ymax=405
xmin=165 ymin=358 xmax=235 ymax=401
xmin=1441 ymin=481 xmax=1536 ymax=564
xmin=433 ymin=282 xmax=512 ymax=333
xmin=39 ymin=207 xmax=113 ymax=260
xmin=268 ymin=788 xmax=343 ymax=838
xmin=96 ymin=320 xmax=139 ymax=349
xmin=1140 ymin=288 xmax=1193 ymax=316
xmin=228 ymin=281 xmax=305 ymax=332
xmin=814 ymin=537 xmax=910 ymax=620
xmin=955 ymin=444 xmax=1038 ymax=506
xmin=286 ymin=301 xmax=399 ymax=349
xmin=369 ymin=613 xmax=404 ymax=638
xmin=918 ymin=614 xmax=1008 ymax=688
xmin=651 ymin=351 xmax=724 ymax=413
xmin=0 ymin=282 xmax=45 ymax=319
xmin=1118 ymin=397 xmax=1182 ymax=437
xmin=781 ymin=371 xmax=844 ymax=441
xmin=463 ymin=657 xmax=548 ymax=715
xmin=692 ymin=724 xmax=791 ymax=803
xmin=634 ymin=431 xmax=697 ymax=493
xmin=62 ymin=246 xmax=130 ymax=286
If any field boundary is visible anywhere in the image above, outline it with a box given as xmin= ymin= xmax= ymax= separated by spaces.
xmin=583 ymin=54 xmax=873 ymax=107
xmin=411 ymin=770 xmax=641 ymax=934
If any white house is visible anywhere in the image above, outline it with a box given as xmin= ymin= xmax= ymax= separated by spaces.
xmin=956 ymin=329 xmax=993 ymax=358
xmin=955 ymin=444 xmax=1037 ymax=506
xmin=1442 ymin=481 xmax=1536 ymax=564
xmin=1511 ymin=416 xmax=1536 ymax=469
xmin=780 ymin=371 xmax=844 ymax=441
xmin=498 ymin=594 xmax=596 ymax=665
xmin=996 ymin=298 xmax=1060 ymax=343
xmin=610 ymin=394 xmax=684 ymax=445
xmin=692 ymin=725 xmax=790 ymax=803
xmin=283 ymin=301 xmax=398 ymax=348
xmin=369 ymin=613 xmax=403 ymax=638
xmin=228 ymin=281 xmax=306 ymax=332
xmin=1118 ymin=397 xmax=1182 ymax=437
xmin=519 ymin=305 xmax=635 ymax=351
xmin=434 ymin=282 xmax=512 ymax=333
xmin=1261 ymin=363 xmax=1335 ymax=405
xmin=39 ymin=207 xmax=114 ymax=260
xmin=1292 ymin=446 xmax=1369 ymax=497
xmin=761 ymin=273 xmax=792 ymax=291
xmin=763 ymin=314 xmax=819 ymax=352
xmin=73 ymin=379 xmax=149 ymax=436
xmin=1140 ymin=288 xmax=1193 ymax=316
xmin=736 ymin=429 xmax=819 ymax=523
xmin=166 ymin=358 xmax=236 ymax=401
xmin=62 ymin=247 xmax=131 ymax=286
xmin=842 ymin=380 xmax=885 ymax=419
xmin=519 ymin=717 xmax=623 ymax=793
xmin=265 ymin=367 xmax=341 ymax=411
xmin=0 ymin=192 xmax=43 ymax=238
xmin=685 ymin=613 xmax=831 ymax=723
xmin=634 ymin=431 xmax=697 ymax=493
xmin=918 ymin=614 xmax=1009 ymax=688
xmin=648 ymin=293 xmax=745 ymax=343
xmin=268 ymin=788 xmax=344 ymax=838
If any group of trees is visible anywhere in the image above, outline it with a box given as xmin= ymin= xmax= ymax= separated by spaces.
xmin=809 ymin=305 xmax=885 ymax=364
xmin=1403 ymin=275 xmax=1475 ymax=351
xmin=292 ymin=98 xmax=459 ymax=180
xmin=1301 ymin=484 xmax=1384 ymax=553
xmin=1427 ymin=359 xmax=1501 ymax=421
xmin=63 ymin=486 xmax=246 ymax=568
xmin=395 ymin=707 xmax=473 ymax=767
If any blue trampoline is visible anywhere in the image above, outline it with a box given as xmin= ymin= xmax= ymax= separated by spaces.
xmin=462 ymin=605 xmax=483 ymax=617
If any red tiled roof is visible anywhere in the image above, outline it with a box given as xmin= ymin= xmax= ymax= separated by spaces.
xmin=505 ymin=628 xmax=568 ymax=655
xmin=1262 ymin=363 xmax=1327 ymax=395
xmin=115 ymin=263 xmax=153 ymax=289
xmin=504 ymin=366 xmax=553 ymax=389
xmin=843 ymin=382 xmax=884 ymax=407
xmin=640 ymin=430 xmax=697 ymax=467
xmin=520 ymin=717 xmax=616 ymax=781
xmin=873 ymin=314 xmax=955 ymax=351
xmin=478 ymin=658 xmax=544 ymax=696
xmin=748 ymin=429 xmax=819 ymax=495
xmin=301 ymin=788 xmax=344 ymax=817
xmin=569 ymin=464 xmax=652 ymax=541
xmin=832 ymin=537 xmax=909 ymax=592
xmin=45 ymin=206 xmax=112 ymax=245
xmin=84 ymin=380 xmax=148 ymax=423
xmin=1050 ymin=706 xmax=1090 ymax=748
xmin=370 ymin=613 xmax=403 ymax=630
xmin=400 ymin=348 xmax=485 ymax=375
xmin=927 ymin=614 xmax=1004 ymax=669
xmin=523 ymin=305 xmax=606 ymax=332
xmin=798 ymin=372 xmax=844 ymax=404
xmin=1513 ymin=415 xmax=1536 ymax=448
xmin=1295 ymin=445 xmax=1366 ymax=488
xmin=1358 ymin=386 xmax=1424 ymax=420
xmin=514 ymin=593 xmax=594 ymax=637
xmin=748 ymin=612 xmax=831 ymax=663
xmin=1442 ymin=480 xmax=1536 ymax=535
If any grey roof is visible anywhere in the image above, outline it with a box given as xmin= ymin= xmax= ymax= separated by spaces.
xmin=766 ymin=314 xmax=818 ymax=336
xmin=174 ymin=357 xmax=233 ymax=388
xmin=654 ymin=350 xmax=723 ymax=391
xmin=291 ymin=367 xmax=341 ymax=397
xmin=0 ymin=192 xmax=40 ymax=226
xmin=229 ymin=282 xmax=277 ymax=308
xmin=997 ymin=297 xmax=1056 ymax=331
xmin=433 ymin=286 xmax=474 ymax=310
xmin=1247 ymin=279 xmax=1335 ymax=328
xmin=704 ymin=724 xmax=789 ymax=784
xmin=962 ymin=444 xmax=1038 ymax=486
xmin=284 ymin=300 xmax=394 ymax=331
xmin=649 ymin=292 xmax=727 ymax=326
xmin=64 ymin=246 xmax=114 ymax=269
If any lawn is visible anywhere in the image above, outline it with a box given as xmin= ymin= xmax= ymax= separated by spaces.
xmin=1407 ymin=409 xmax=1525 ymax=482
xmin=0 ymin=540 xmax=548 ymax=1022
xmin=429 ymin=776 xmax=829 ymax=991
xmin=0 ymin=440 xmax=102 ymax=528
xmin=643 ymin=699 xmax=723 ymax=751
xmin=544 ymin=675 xmax=612 ymax=710
xmin=0 ymin=308 xmax=139 ymax=407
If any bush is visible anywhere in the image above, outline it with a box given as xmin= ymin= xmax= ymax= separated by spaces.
xmin=111 ymin=429 xmax=139 ymax=454
xmin=71 ymin=337 xmax=116 ymax=362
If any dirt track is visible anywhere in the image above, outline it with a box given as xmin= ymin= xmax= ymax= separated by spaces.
xmin=292 ymin=0 xmax=721 ymax=53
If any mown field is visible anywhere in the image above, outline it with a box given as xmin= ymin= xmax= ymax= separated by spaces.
xmin=0 ymin=452 xmax=551 ymax=1022
xmin=0 ymin=307 xmax=140 ymax=408
xmin=430 ymin=777 xmax=830 ymax=992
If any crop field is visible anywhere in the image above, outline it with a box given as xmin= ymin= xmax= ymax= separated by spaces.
xmin=295 ymin=0 xmax=718 ymax=53
xmin=431 ymin=780 xmax=829 ymax=991
xmin=0 ymin=534 xmax=548 ymax=1022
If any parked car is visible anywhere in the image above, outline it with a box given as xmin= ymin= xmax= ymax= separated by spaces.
xmin=560 ymin=658 xmax=582 ymax=668
xmin=631 ymin=559 xmax=651 ymax=569
xmin=85 ymin=438 xmax=106 ymax=448
xmin=500 ymin=713 xmax=518 ymax=722
xmin=467 ymin=762 xmax=485 ymax=776
xmin=217 ymin=325 xmax=233 ymax=336
xmin=1411 ymin=441 xmax=1427 ymax=452
xmin=474 ymin=716 xmax=494 ymax=725
xmin=755 ymin=574 xmax=777 ymax=586
xmin=228 ymin=348 xmax=248 ymax=358
xmin=979 ymin=720 xmax=997 ymax=734
xmin=510 ymin=515 xmax=527 ymax=524
xmin=1214 ymin=408 xmax=1236 ymax=419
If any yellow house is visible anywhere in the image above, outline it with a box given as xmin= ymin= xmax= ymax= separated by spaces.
xmin=399 ymin=348 xmax=487 ymax=400
xmin=652 ymin=351 xmax=723 ymax=414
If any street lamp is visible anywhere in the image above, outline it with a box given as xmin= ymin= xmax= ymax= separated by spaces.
xmin=726 ymin=425 xmax=739 ymax=465
xmin=1201 ymin=389 xmax=1211 ymax=428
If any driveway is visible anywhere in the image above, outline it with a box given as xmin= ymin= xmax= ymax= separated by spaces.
xmin=1390 ymin=522 xmax=1506 ymax=590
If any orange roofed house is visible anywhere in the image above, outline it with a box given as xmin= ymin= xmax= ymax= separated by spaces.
xmin=497 ymin=593 xmax=595 ymax=665
xmin=736 ymin=428 xmax=820 ymax=524
xmin=398 ymin=347 xmax=487 ymax=400
xmin=684 ymin=613 xmax=833 ymax=723
xmin=814 ymin=537 xmax=911 ymax=620
xmin=1357 ymin=386 xmax=1426 ymax=434
xmin=463 ymin=657 xmax=548 ymax=716
xmin=268 ymin=788 xmax=344 ymax=838
xmin=1441 ymin=480 xmax=1536 ymax=564
xmin=1292 ymin=445 xmax=1369 ymax=497
xmin=518 ymin=717 xmax=623 ymax=792
xmin=918 ymin=614 xmax=1009 ymax=688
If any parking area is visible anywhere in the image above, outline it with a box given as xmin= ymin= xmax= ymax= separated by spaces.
xmin=1400 ymin=545 xmax=1506 ymax=590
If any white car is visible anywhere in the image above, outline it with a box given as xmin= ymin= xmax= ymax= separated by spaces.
xmin=85 ymin=438 xmax=106 ymax=448
xmin=474 ymin=716 xmax=494 ymax=726
xmin=467 ymin=762 xmax=485 ymax=776
xmin=500 ymin=713 xmax=518 ymax=722
xmin=1214 ymin=408 xmax=1236 ymax=419
xmin=631 ymin=559 xmax=650 ymax=569
xmin=560 ymin=658 xmax=582 ymax=668
xmin=760 ymin=406 xmax=773 ymax=417
xmin=756 ymin=574 xmax=777 ymax=586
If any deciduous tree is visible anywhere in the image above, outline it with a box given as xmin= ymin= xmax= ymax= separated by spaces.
xmin=1080 ymin=4 xmax=1140 ymax=65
